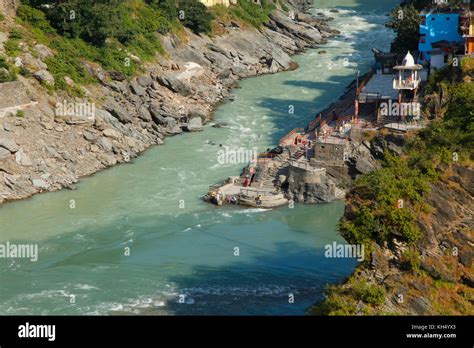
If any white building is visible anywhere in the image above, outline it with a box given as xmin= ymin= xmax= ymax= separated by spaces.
xmin=393 ymin=51 xmax=423 ymax=92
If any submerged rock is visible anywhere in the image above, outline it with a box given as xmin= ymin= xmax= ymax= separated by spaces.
xmin=186 ymin=117 xmax=203 ymax=132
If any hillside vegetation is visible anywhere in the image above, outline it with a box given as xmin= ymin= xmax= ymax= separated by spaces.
xmin=0 ymin=0 xmax=282 ymax=90
xmin=313 ymin=58 xmax=474 ymax=315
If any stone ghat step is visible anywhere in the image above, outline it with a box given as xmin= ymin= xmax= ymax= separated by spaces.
xmin=238 ymin=196 xmax=288 ymax=208
xmin=239 ymin=192 xmax=286 ymax=200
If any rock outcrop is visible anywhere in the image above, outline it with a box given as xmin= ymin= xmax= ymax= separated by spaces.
xmin=310 ymin=161 xmax=474 ymax=315
xmin=287 ymin=165 xmax=339 ymax=203
xmin=0 ymin=0 xmax=19 ymax=17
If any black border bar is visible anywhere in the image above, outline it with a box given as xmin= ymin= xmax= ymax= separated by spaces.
xmin=0 ymin=315 xmax=472 ymax=346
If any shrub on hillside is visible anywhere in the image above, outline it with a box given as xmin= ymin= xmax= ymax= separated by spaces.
xmin=0 ymin=56 xmax=17 ymax=82
xmin=230 ymin=0 xmax=275 ymax=28
xmin=177 ymin=0 xmax=214 ymax=34
xmin=386 ymin=5 xmax=421 ymax=54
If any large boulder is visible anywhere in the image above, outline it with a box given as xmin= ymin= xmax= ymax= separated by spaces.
xmin=0 ymin=138 xmax=19 ymax=153
xmin=83 ymin=61 xmax=106 ymax=82
xmin=149 ymin=104 xmax=166 ymax=125
xmin=268 ymin=11 xmax=324 ymax=44
xmin=137 ymin=75 xmax=153 ymax=87
xmin=15 ymin=148 xmax=33 ymax=166
xmin=103 ymin=128 xmax=122 ymax=140
xmin=33 ymin=70 xmax=55 ymax=86
xmin=186 ymin=117 xmax=203 ymax=132
xmin=97 ymin=137 xmax=113 ymax=152
xmin=33 ymin=44 xmax=54 ymax=60
xmin=0 ymin=157 xmax=19 ymax=174
xmin=130 ymin=81 xmax=146 ymax=96
xmin=138 ymin=105 xmax=152 ymax=122
xmin=154 ymin=73 xmax=192 ymax=97
xmin=32 ymin=178 xmax=49 ymax=190
xmin=0 ymin=147 xmax=10 ymax=160
xmin=0 ymin=0 xmax=20 ymax=17
xmin=104 ymin=99 xmax=132 ymax=124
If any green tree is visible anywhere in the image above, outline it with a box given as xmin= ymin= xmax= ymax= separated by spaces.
xmin=178 ymin=0 xmax=214 ymax=34
xmin=386 ymin=5 xmax=421 ymax=54
xmin=150 ymin=0 xmax=178 ymax=21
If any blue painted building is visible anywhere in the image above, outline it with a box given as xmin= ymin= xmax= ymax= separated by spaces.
xmin=418 ymin=12 xmax=463 ymax=62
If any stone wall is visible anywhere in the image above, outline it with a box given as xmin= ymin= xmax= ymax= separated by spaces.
xmin=313 ymin=141 xmax=347 ymax=166
xmin=0 ymin=0 xmax=20 ymax=17
xmin=287 ymin=165 xmax=337 ymax=203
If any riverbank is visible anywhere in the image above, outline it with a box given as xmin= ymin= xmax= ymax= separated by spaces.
xmin=0 ymin=1 xmax=338 ymax=206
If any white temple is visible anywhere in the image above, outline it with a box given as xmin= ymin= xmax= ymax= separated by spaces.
xmin=393 ymin=51 xmax=423 ymax=91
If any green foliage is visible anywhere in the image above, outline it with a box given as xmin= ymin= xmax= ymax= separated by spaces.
xmin=231 ymin=0 xmax=275 ymax=28
xmin=150 ymin=0 xmax=178 ymax=21
xmin=16 ymin=2 xmax=171 ymax=88
xmin=27 ymin=0 xmax=122 ymax=46
xmin=341 ymin=74 xmax=474 ymax=249
xmin=402 ymin=249 xmax=421 ymax=273
xmin=410 ymin=0 xmax=432 ymax=10
xmin=0 ymin=11 xmax=5 ymax=21
xmin=177 ymin=0 xmax=214 ymax=34
xmin=386 ymin=5 xmax=421 ymax=54
xmin=340 ymin=153 xmax=428 ymax=245
xmin=4 ymin=28 xmax=23 ymax=57
xmin=314 ymin=280 xmax=386 ymax=315
xmin=353 ymin=281 xmax=386 ymax=306
xmin=278 ymin=0 xmax=289 ymax=12
xmin=9 ymin=28 xmax=23 ymax=40
xmin=318 ymin=286 xmax=357 ymax=315
xmin=44 ymin=38 xmax=97 ymax=89
xmin=414 ymin=82 xmax=474 ymax=163
xmin=0 ymin=55 xmax=17 ymax=82
xmin=16 ymin=110 xmax=25 ymax=118
xmin=26 ymin=0 xmax=170 ymax=49
xmin=16 ymin=4 xmax=56 ymax=35
xmin=19 ymin=65 xmax=31 ymax=77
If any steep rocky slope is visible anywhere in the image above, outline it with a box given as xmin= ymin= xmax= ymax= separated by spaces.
xmin=310 ymin=144 xmax=473 ymax=315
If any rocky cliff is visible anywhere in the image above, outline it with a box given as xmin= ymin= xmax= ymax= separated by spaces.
xmin=310 ymin=145 xmax=474 ymax=315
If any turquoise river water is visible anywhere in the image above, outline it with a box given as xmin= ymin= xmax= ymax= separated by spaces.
xmin=0 ymin=0 xmax=396 ymax=315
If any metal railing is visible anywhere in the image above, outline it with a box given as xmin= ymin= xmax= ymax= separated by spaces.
xmin=289 ymin=159 xmax=327 ymax=174
xmin=393 ymin=78 xmax=421 ymax=89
